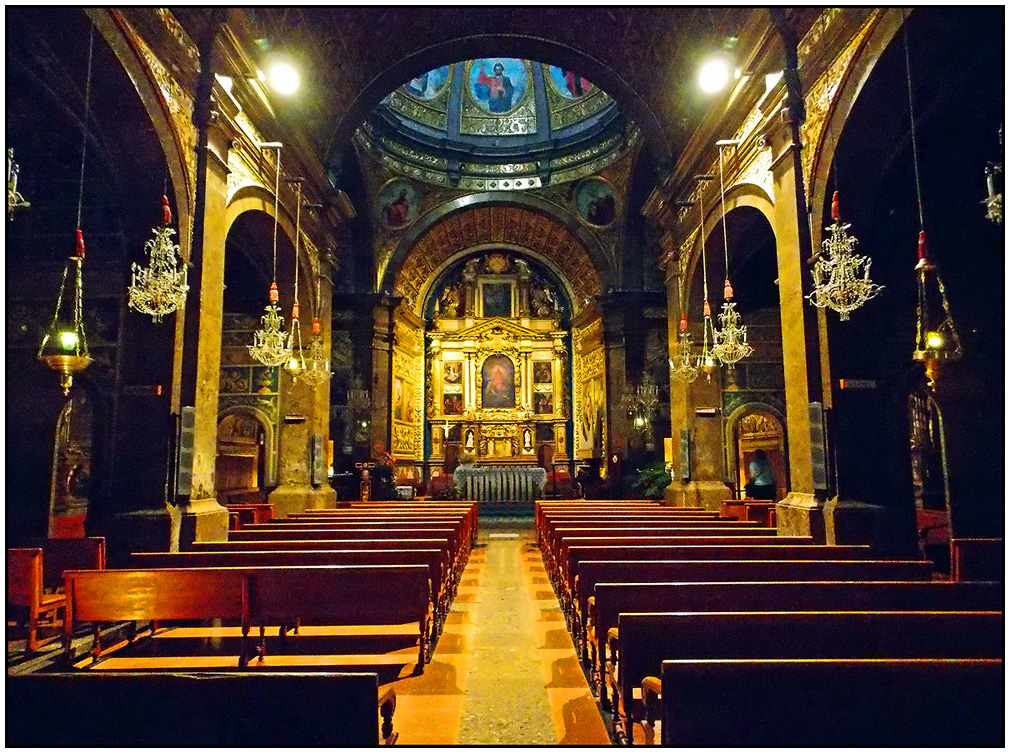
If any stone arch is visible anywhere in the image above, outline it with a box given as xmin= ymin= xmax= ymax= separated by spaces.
xmin=806 ymin=9 xmax=906 ymax=241
xmin=390 ymin=199 xmax=605 ymax=315
xmin=87 ymin=9 xmax=195 ymax=262
xmin=724 ymin=401 xmax=789 ymax=500
xmin=217 ymin=405 xmax=277 ymax=489
xmin=683 ymin=182 xmax=776 ymax=313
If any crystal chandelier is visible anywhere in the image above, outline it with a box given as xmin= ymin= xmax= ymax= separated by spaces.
xmin=670 ymin=314 xmax=701 ymax=384
xmin=128 ymin=195 xmax=189 ymax=322
xmin=7 ymin=148 xmax=30 ymax=220
xmin=710 ymin=144 xmax=753 ymax=366
xmin=808 ymin=191 xmax=882 ymax=320
xmin=39 ymin=28 xmax=94 ymax=395
xmin=249 ymin=143 xmax=291 ymax=367
xmin=283 ymin=180 xmax=306 ymax=378
xmin=622 ymin=372 xmax=660 ymax=428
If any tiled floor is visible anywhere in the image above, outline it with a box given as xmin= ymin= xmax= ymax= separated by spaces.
xmin=385 ymin=523 xmax=610 ymax=745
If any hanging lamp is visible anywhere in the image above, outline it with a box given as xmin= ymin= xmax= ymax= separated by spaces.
xmin=283 ymin=178 xmax=306 ymax=378
xmin=710 ymin=143 xmax=753 ymax=366
xmin=38 ymin=27 xmax=95 ymax=395
xmin=670 ymin=178 xmax=708 ymax=383
xmin=127 ymin=187 xmax=189 ymax=323
xmin=901 ymin=17 xmax=962 ymax=389
xmin=299 ymin=253 xmax=332 ymax=387
xmin=695 ymin=178 xmax=720 ymax=381
xmin=7 ymin=147 xmax=31 ymax=220
xmin=248 ymin=143 xmax=292 ymax=367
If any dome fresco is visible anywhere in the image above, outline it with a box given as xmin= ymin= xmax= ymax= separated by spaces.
xmin=357 ymin=58 xmax=636 ymax=190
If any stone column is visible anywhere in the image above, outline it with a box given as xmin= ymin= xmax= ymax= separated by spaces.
xmin=309 ymin=280 xmax=337 ymax=508
xmin=369 ymin=294 xmax=398 ymax=455
xmin=600 ymin=296 xmax=629 ymax=483
xmin=767 ymin=109 xmax=825 ymax=540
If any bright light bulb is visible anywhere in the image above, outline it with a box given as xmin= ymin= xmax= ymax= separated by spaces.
xmin=267 ymin=61 xmax=300 ymax=95
xmin=926 ymin=331 xmax=944 ymax=349
xmin=59 ymin=331 xmax=79 ymax=350
xmin=698 ymin=57 xmax=731 ymax=94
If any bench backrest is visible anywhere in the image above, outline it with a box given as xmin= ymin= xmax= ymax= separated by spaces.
xmin=133 ymin=549 xmax=445 ymax=596
xmin=577 ymin=559 xmax=932 ymax=618
xmin=622 ymin=610 xmax=1003 ymax=709
xmin=594 ymin=580 xmax=1004 ymax=676
xmin=952 ymin=537 xmax=1003 ymax=581
xmin=7 ymin=672 xmax=381 ymax=746
xmin=660 ymin=658 xmax=1003 ymax=746
xmin=26 ymin=537 xmax=106 ymax=591
xmin=65 ymin=568 xmax=248 ymax=622
xmin=191 ymin=538 xmax=450 ymax=553
xmin=230 ymin=528 xmax=456 ymax=547
xmin=8 ymin=548 xmax=43 ymax=607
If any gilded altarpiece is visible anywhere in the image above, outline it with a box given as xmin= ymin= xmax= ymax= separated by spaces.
xmin=574 ymin=317 xmax=607 ymax=463
xmin=391 ymin=315 xmax=424 ymax=461
xmin=425 ymin=252 xmax=570 ymax=467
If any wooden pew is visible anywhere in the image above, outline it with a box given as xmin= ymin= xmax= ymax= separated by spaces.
xmin=659 ymin=658 xmax=1003 ymax=746
xmin=8 ymin=548 xmax=67 ymax=652
xmin=25 ymin=537 xmax=106 ymax=592
xmin=591 ymin=578 xmax=1003 ymax=708
xmin=63 ymin=565 xmax=431 ymax=673
xmin=7 ymin=671 xmax=398 ymax=746
xmin=952 ymin=537 xmax=1003 ymax=581
xmin=133 ymin=549 xmax=450 ymax=636
xmin=223 ymin=503 xmax=274 ymax=525
xmin=619 ymin=610 xmax=1003 ymax=744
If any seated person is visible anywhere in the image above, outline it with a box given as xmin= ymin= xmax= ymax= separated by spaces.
xmin=745 ymin=449 xmax=777 ymax=501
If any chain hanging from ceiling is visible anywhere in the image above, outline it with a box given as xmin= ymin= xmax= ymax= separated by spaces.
xmin=128 ymin=193 xmax=189 ymax=322
xmin=283 ymin=179 xmax=306 ymax=378
xmin=38 ymin=25 xmax=95 ymax=395
xmin=710 ymin=143 xmax=753 ymax=366
xmin=249 ymin=143 xmax=292 ymax=367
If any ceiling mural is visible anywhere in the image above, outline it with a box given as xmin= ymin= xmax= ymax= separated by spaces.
xmin=356 ymin=57 xmax=633 ymax=190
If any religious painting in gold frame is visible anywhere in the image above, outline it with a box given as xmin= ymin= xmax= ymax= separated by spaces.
xmin=481 ymin=354 xmax=515 ymax=409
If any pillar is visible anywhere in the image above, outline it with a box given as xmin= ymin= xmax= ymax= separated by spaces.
xmin=369 ymin=294 xmax=398 ymax=455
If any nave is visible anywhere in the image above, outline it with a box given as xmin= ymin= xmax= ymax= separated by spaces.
xmin=9 ymin=499 xmax=1002 ymax=747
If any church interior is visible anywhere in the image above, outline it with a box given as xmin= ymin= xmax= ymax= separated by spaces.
xmin=6 ymin=7 xmax=1004 ymax=746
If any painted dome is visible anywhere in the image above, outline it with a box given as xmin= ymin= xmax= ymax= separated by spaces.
xmin=355 ymin=59 xmax=638 ymax=190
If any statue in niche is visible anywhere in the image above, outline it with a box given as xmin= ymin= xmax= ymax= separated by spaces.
xmin=514 ymin=259 xmax=531 ymax=277
xmin=531 ymin=284 xmax=559 ymax=319
xmin=463 ymin=258 xmax=480 ymax=278
xmin=437 ymin=284 xmax=461 ymax=318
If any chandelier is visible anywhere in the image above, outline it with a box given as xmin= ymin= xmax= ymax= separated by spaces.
xmin=283 ymin=180 xmax=306 ymax=378
xmin=670 ymin=315 xmax=701 ymax=384
xmin=128 ymin=195 xmax=189 ymax=322
xmin=983 ymin=128 xmax=1002 ymax=224
xmin=710 ymin=144 xmax=753 ymax=366
xmin=807 ymin=192 xmax=882 ymax=320
xmin=902 ymin=18 xmax=961 ymax=389
xmin=39 ymin=28 xmax=94 ymax=395
xmin=622 ymin=372 xmax=660 ymax=429
xmin=7 ymin=148 xmax=30 ymax=220
xmin=249 ymin=143 xmax=291 ymax=367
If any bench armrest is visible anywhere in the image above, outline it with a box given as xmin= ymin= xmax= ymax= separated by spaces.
xmin=641 ymin=675 xmax=662 ymax=745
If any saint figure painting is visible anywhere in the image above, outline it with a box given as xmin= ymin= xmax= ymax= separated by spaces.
xmin=481 ymin=355 xmax=515 ymax=409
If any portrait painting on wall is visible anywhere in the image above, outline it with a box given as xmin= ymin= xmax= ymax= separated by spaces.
xmin=578 ymin=374 xmax=604 ymax=453
xmin=533 ymin=391 xmax=554 ymax=415
xmin=443 ymin=393 xmax=463 ymax=415
xmin=377 ymin=180 xmax=419 ymax=230
xmin=533 ymin=362 xmax=552 ymax=384
xmin=575 ymin=178 xmax=617 ymax=227
xmin=392 ymin=376 xmax=405 ymax=421
xmin=481 ymin=354 xmax=515 ymax=409
xmin=468 ymin=59 xmax=528 ymax=114
xmin=482 ymin=283 xmax=512 ymax=318
xmin=252 ymin=366 xmax=278 ymax=394
xmin=546 ymin=66 xmax=594 ymax=99
xmin=444 ymin=362 xmax=462 ymax=384
xmin=220 ymin=366 xmax=251 ymax=394
xmin=403 ymin=65 xmax=450 ymax=100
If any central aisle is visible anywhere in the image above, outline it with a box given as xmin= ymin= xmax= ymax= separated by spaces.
xmin=385 ymin=521 xmax=611 ymax=745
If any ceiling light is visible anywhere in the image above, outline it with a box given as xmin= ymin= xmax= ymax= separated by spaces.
xmin=698 ymin=56 xmax=732 ymax=94
xmin=267 ymin=59 xmax=300 ymax=96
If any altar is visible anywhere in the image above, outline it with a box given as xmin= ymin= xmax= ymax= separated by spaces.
xmin=453 ymin=465 xmax=547 ymax=512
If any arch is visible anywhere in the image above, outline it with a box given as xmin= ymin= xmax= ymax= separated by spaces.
xmin=682 ymin=182 xmax=776 ymax=314
xmin=326 ymin=34 xmax=672 ymax=169
xmin=419 ymin=243 xmax=579 ymax=322
xmin=225 ymin=186 xmax=317 ymax=311
xmin=216 ymin=405 xmax=277 ymax=489
xmin=390 ymin=197 xmax=607 ymax=313
xmin=807 ymin=9 xmax=907 ymax=242
xmin=724 ymin=401 xmax=788 ymax=501
xmin=87 ymin=9 xmax=194 ymax=262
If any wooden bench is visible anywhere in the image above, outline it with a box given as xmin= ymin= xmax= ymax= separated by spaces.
xmin=133 ymin=548 xmax=450 ymax=636
xmin=659 ymin=658 xmax=1003 ymax=746
xmin=25 ymin=537 xmax=106 ymax=592
xmin=63 ymin=565 xmax=431 ymax=673
xmin=619 ymin=610 xmax=1003 ymax=744
xmin=575 ymin=557 xmax=932 ymax=661
xmin=8 ymin=548 xmax=67 ymax=651
xmin=952 ymin=537 xmax=1003 ymax=581
xmin=7 ymin=671 xmax=398 ymax=746
xmin=223 ymin=503 xmax=274 ymax=525
xmin=590 ymin=578 xmax=1003 ymax=708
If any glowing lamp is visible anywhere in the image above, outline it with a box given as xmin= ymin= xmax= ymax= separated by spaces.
xmin=267 ymin=60 xmax=300 ymax=95
xmin=698 ymin=57 xmax=731 ymax=94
